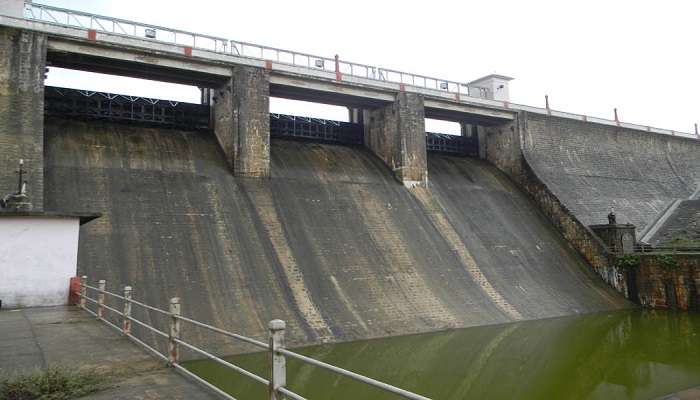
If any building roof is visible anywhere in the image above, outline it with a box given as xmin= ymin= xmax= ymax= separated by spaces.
xmin=467 ymin=74 xmax=515 ymax=86
xmin=0 ymin=211 xmax=101 ymax=225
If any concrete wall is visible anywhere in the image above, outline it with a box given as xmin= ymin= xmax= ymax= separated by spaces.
xmin=485 ymin=112 xmax=700 ymax=301
xmin=364 ymin=92 xmax=427 ymax=187
xmin=0 ymin=27 xmax=46 ymax=209
xmin=43 ymin=118 xmax=628 ymax=353
xmin=522 ymin=113 xmax=700 ymax=230
xmin=213 ymin=66 xmax=270 ymax=178
xmin=0 ymin=217 xmax=79 ymax=308
xmin=649 ymin=199 xmax=700 ymax=246
xmin=484 ymin=114 xmax=627 ymax=296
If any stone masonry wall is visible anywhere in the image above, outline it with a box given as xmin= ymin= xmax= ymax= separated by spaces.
xmin=212 ymin=65 xmax=270 ymax=178
xmin=365 ymin=92 xmax=427 ymax=187
xmin=634 ymin=254 xmax=700 ymax=310
xmin=485 ymin=113 xmax=628 ymax=297
xmin=0 ymin=27 xmax=46 ymax=210
xmin=522 ymin=113 xmax=700 ymax=231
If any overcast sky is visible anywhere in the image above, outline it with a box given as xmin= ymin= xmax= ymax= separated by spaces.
xmin=40 ymin=0 xmax=699 ymax=134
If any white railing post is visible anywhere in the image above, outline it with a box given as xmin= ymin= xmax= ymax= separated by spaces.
xmin=122 ymin=286 xmax=132 ymax=335
xmin=268 ymin=319 xmax=286 ymax=400
xmin=169 ymin=297 xmax=181 ymax=364
xmin=97 ymin=279 xmax=106 ymax=319
xmin=80 ymin=275 xmax=87 ymax=309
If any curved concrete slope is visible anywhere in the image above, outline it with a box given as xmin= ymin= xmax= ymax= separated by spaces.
xmin=523 ymin=114 xmax=700 ymax=230
xmin=44 ymin=119 xmax=628 ymax=351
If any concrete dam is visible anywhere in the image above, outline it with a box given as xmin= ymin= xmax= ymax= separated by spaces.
xmin=43 ymin=115 xmax=629 ymax=348
xmin=3 ymin=3 xmax=700 ymax=355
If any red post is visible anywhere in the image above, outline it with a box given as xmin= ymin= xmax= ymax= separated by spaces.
xmin=334 ymin=54 xmax=341 ymax=81
xmin=68 ymin=276 xmax=81 ymax=305
xmin=87 ymin=29 xmax=97 ymax=41
xmin=184 ymin=46 xmax=193 ymax=57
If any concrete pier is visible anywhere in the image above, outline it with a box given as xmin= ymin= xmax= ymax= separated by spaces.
xmin=213 ymin=66 xmax=270 ymax=178
xmin=364 ymin=92 xmax=427 ymax=187
xmin=0 ymin=27 xmax=46 ymax=209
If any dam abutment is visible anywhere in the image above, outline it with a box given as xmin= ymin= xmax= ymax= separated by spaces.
xmin=484 ymin=112 xmax=700 ymax=302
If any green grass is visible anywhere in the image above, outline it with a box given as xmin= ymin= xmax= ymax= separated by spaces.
xmin=0 ymin=366 xmax=109 ymax=400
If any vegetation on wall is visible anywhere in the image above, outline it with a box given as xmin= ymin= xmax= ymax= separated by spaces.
xmin=615 ymin=254 xmax=641 ymax=269
xmin=655 ymin=254 xmax=680 ymax=270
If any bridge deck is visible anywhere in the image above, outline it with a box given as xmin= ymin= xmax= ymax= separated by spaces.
xmin=1 ymin=3 xmax=694 ymax=136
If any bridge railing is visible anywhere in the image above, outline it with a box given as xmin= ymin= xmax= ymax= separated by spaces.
xmin=25 ymin=3 xmax=231 ymax=53
xmin=74 ymin=276 xmax=431 ymax=400
xmin=23 ymin=2 xmax=471 ymax=98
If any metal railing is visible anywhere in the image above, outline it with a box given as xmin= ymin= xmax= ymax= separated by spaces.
xmin=44 ymin=86 xmax=210 ymax=129
xmin=608 ymin=243 xmax=700 ymax=255
xmin=426 ymin=132 xmax=478 ymax=157
xmin=270 ymin=113 xmax=363 ymax=145
xmin=23 ymin=2 xmax=470 ymax=98
xmin=75 ymin=276 xmax=431 ymax=400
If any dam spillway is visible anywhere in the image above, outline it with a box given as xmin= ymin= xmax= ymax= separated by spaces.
xmin=44 ymin=116 xmax=629 ymax=349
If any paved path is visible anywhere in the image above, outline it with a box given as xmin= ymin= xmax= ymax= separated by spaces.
xmin=659 ymin=386 xmax=700 ymax=400
xmin=0 ymin=305 xmax=217 ymax=399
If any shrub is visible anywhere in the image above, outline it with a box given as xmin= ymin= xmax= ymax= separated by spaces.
xmin=654 ymin=254 xmax=680 ymax=270
xmin=615 ymin=254 xmax=640 ymax=269
xmin=0 ymin=366 xmax=107 ymax=400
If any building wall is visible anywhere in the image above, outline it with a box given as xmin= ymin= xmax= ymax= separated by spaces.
xmin=0 ymin=217 xmax=79 ymax=308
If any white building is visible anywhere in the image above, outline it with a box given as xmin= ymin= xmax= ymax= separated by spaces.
xmin=0 ymin=212 xmax=98 ymax=308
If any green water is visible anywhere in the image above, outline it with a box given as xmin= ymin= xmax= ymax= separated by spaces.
xmin=184 ymin=310 xmax=700 ymax=400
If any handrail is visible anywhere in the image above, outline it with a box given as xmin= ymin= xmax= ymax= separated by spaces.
xmin=25 ymin=3 xmax=230 ymax=52
xmin=23 ymin=2 xmax=468 ymax=99
xmin=279 ymin=348 xmax=430 ymax=400
xmin=173 ymin=314 xmax=269 ymax=349
xmin=77 ymin=276 xmax=431 ymax=400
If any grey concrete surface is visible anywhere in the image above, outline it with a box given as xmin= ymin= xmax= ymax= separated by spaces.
xmin=0 ymin=305 xmax=216 ymax=399
xmin=213 ymin=65 xmax=271 ymax=178
xmin=365 ymin=92 xmax=427 ymax=187
xmin=649 ymin=199 xmax=700 ymax=246
xmin=43 ymin=118 xmax=630 ymax=355
xmin=0 ymin=26 xmax=46 ymax=210
xmin=522 ymin=113 xmax=700 ymax=231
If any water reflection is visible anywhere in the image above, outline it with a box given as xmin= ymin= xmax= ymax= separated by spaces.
xmin=184 ymin=310 xmax=700 ymax=399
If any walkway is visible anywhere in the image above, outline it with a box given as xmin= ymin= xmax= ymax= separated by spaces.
xmin=0 ymin=305 xmax=215 ymax=399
